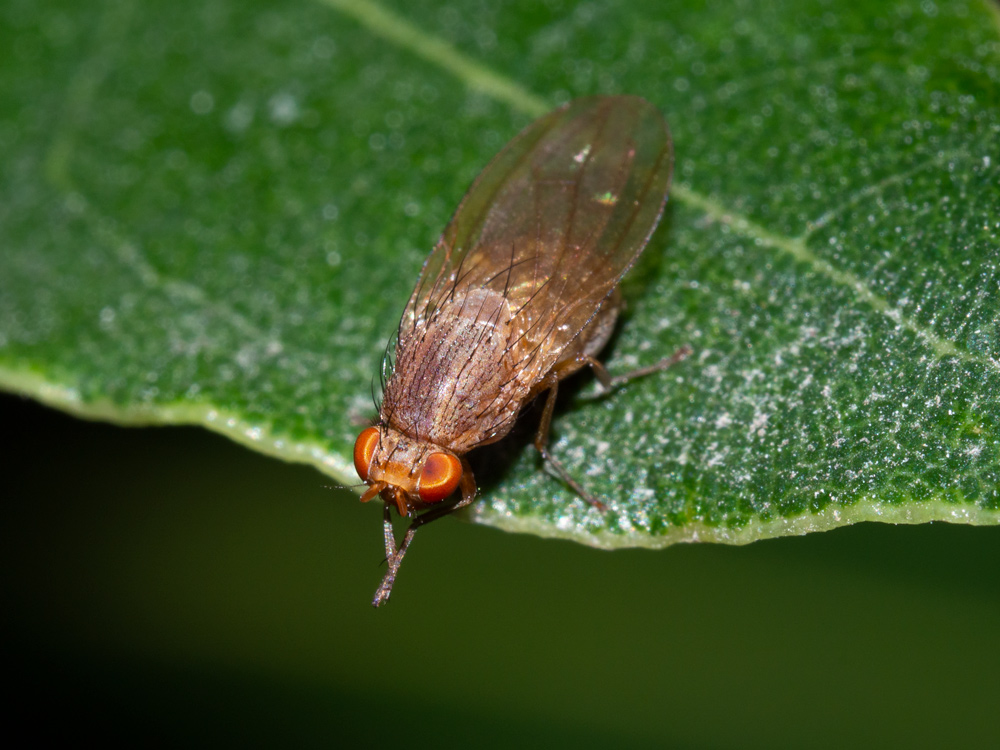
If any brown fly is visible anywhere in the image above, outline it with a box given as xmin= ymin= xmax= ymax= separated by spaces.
xmin=353 ymin=95 xmax=683 ymax=606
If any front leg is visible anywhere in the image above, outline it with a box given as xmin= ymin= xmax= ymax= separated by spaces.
xmin=381 ymin=502 xmax=397 ymax=561
xmin=372 ymin=460 xmax=477 ymax=607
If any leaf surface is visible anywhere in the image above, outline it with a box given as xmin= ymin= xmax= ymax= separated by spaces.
xmin=1 ymin=0 xmax=998 ymax=546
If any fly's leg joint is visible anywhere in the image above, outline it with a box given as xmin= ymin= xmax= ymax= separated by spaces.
xmin=587 ymin=344 xmax=693 ymax=394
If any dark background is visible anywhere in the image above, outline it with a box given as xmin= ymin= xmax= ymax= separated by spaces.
xmin=3 ymin=392 xmax=998 ymax=748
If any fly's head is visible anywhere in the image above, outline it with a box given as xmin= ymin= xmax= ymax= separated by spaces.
xmin=353 ymin=425 xmax=463 ymax=516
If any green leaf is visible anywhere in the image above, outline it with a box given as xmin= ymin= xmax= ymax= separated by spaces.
xmin=2 ymin=0 xmax=998 ymax=548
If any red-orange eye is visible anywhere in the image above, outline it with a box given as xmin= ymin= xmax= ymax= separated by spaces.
xmin=353 ymin=427 xmax=380 ymax=481
xmin=418 ymin=452 xmax=462 ymax=504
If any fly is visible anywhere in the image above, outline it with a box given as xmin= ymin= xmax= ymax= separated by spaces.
xmin=352 ymin=95 xmax=684 ymax=606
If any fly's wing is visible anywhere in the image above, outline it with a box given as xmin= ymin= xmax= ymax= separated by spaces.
xmin=399 ymin=95 xmax=672 ymax=384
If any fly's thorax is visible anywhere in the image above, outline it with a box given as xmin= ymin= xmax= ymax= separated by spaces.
xmin=382 ymin=287 xmax=530 ymax=452
xmin=353 ymin=425 xmax=463 ymax=514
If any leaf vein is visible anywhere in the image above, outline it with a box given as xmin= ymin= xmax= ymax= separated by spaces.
xmin=44 ymin=1 xmax=136 ymax=191
xmin=315 ymin=0 xmax=548 ymax=116
xmin=804 ymin=148 xmax=967 ymax=237
xmin=672 ymin=183 xmax=998 ymax=373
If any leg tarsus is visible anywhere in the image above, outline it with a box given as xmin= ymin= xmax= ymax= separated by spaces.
xmin=537 ymin=443 xmax=607 ymax=511
xmin=372 ymin=523 xmax=416 ymax=607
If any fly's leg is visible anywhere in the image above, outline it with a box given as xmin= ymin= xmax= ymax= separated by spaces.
xmin=380 ymin=502 xmax=396 ymax=562
xmin=371 ymin=505 xmax=446 ymax=607
xmin=372 ymin=461 xmax=477 ymax=608
xmin=568 ymin=289 xmax=692 ymax=393
xmin=533 ymin=372 xmax=607 ymax=511
xmin=372 ymin=523 xmax=415 ymax=609
xmin=583 ymin=344 xmax=693 ymax=393
xmin=532 ymin=344 xmax=691 ymax=511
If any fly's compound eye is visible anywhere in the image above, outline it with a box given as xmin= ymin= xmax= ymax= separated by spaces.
xmin=353 ymin=427 xmax=380 ymax=481
xmin=418 ymin=452 xmax=462 ymax=504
